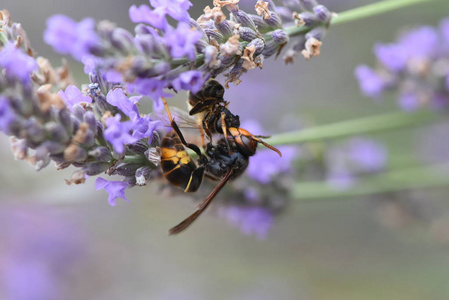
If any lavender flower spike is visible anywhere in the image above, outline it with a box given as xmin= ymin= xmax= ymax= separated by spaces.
xmin=355 ymin=19 xmax=449 ymax=110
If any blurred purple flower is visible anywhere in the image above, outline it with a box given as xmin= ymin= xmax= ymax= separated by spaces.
xmin=150 ymin=0 xmax=193 ymax=22
xmin=441 ymin=18 xmax=449 ymax=45
xmin=95 ymin=177 xmax=130 ymax=206
xmin=172 ymin=70 xmax=206 ymax=93
xmin=129 ymin=5 xmax=168 ymax=30
xmin=219 ymin=206 xmax=273 ymax=239
xmin=0 ymin=208 xmax=86 ymax=300
xmin=374 ymin=43 xmax=408 ymax=72
xmin=354 ymin=65 xmax=387 ymax=99
xmin=326 ymin=169 xmax=356 ymax=190
xmin=247 ymin=146 xmax=298 ymax=184
xmin=44 ymin=15 xmax=100 ymax=61
xmin=0 ymin=97 xmax=17 ymax=135
xmin=164 ymin=22 xmax=202 ymax=61
xmin=104 ymin=115 xmax=139 ymax=154
xmin=356 ymin=19 xmax=449 ymax=110
xmin=58 ymin=85 xmax=92 ymax=112
xmin=326 ymin=137 xmax=387 ymax=189
xmin=0 ymin=43 xmax=37 ymax=83
xmin=398 ymin=26 xmax=439 ymax=59
xmin=398 ymin=92 xmax=420 ymax=112
xmin=347 ymin=137 xmax=388 ymax=172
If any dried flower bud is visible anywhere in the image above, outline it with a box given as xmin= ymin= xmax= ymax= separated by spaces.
xmin=145 ymin=147 xmax=161 ymax=166
xmin=301 ymin=37 xmax=322 ymax=60
xmin=110 ymin=162 xmax=141 ymax=177
xmin=263 ymin=12 xmax=283 ymax=28
xmin=298 ymin=0 xmax=318 ymax=11
xmin=314 ymin=5 xmax=331 ymax=23
xmin=220 ymin=34 xmax=241 ymax=56
xmin=64 ymin=144 xmax=87 ymax=163
xmin=215 ymin=19 xmax=234 ymax=39
xmin=88 ymin=146 xmax=113 ymax=161
xmin=83 ymin=162 xmax=109 ymax=176
xmin=298 ymin=12 xmax=320 ymax=27
xmin=65 ymin=169 xmax=86 ymax=185
xmin=10 ymin=137 xmax=28 ymax=160
xmin=238 ymin=26 xmax=259 ymax=42
xmin=45 ymin=121 xmax=70 ymax=143
xmin=111 ymin=28 xmax=135 ymax=54
xmin=255 ymin=1 xmax=270 ymax=19
xmin=135 ymin=166 xmax=151 ymax=186
xmin=231 ymin=10 xmax=258 ymax=32
xmin=204 ymin=29 xmax=225 ymax=44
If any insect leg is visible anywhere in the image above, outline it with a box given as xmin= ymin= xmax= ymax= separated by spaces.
xmin=162 ymin=97 xmax=204 ymax=158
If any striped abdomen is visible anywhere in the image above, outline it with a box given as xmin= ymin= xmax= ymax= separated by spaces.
xmin=161 ymin=130 xmax=204 ymax=192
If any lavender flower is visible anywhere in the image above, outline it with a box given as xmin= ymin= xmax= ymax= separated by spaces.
xmin=57 ymin=85 xmax=92 ymax=112
xmin=0 ymin=0 xmax=335 ymax=236
xmin=247 ymin=146 xmax=298 ymax=184
xmin=0 ymin=43 xmax=37 ymax=84
xmin=355 ymin=18 xmax=449 ymax=110
xmin=95 ymin=177 xmax=130 ymax=206
xmin=164 ymin=22 xmax=203 ymax=61
xmin=218 ymin=206 xmax=274 ymax=239
xmin=41 ymin=0 xmax=333 ymax=101
xmin=44 ymin=15 xmax=100 ymax=61
xmin=354 ymin=65 xmax=389 ymax=99
xmin=325 ymin=137 xmax=388 ymax=189
xmin=0 ymin=97 xmax=17 ymax=135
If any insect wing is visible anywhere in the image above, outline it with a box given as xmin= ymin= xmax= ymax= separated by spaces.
xmin=169 ymin=168 xmax=236 ymax=235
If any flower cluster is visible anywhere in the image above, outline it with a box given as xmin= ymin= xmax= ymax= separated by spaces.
xmin=43 ymin=0 xmax=333 ymax=97
xmin=355 ymin=19 xmax=449 ymax=111
xmin=0 ymin=10 xmax=166 ymax=206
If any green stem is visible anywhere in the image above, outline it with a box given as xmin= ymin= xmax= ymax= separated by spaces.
xmin=292 ymin=163 xmax=449 ymax=200
xmin=331 ymin=0 xmax=434 ymax=26
xmin=281 ymin=0 xmax=433 ymax=40
xmin=268 ymin=111 xmax=436 ymax=146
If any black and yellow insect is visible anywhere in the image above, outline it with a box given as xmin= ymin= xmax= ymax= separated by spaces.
xmin=161 ymin=129 xmax=204 ymax=193
xmin=160 ymin=81 xmax=282 ymax=235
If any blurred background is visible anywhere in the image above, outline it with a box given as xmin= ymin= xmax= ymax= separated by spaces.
xmin=2 ymin=0 xmax=449 ymax=299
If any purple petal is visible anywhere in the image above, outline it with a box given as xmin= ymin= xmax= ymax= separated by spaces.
xmin=129 ymin=5 xmax=168 ymax=30
xmin=0 ymin=43 xmax=37 ymax=83
xmin=374 ymin=43 xmax=408 ymax=72
xmin=354 ymin=65 xmax=387 ymax=99
xmin=0 ymin=97 xmax=18 ymax=134
xmin=57 ymin=85 xmax=92 ymax=112
xmin=95 ymin=177 xmax=130 ymax=206
xmin=106 ymin=88 xmax=140 ymax=120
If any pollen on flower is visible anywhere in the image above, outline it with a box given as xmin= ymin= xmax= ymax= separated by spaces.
xmin=255 ymin=1 xmax=270 ymax=20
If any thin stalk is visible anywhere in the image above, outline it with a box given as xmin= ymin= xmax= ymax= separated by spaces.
xmin=331 ymin=0 xmax=434 ymax=26
xmin=291 ymin=163 xmax=449 ymax=200
xmin=268 ymin=111 xmax=436 ymax=146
